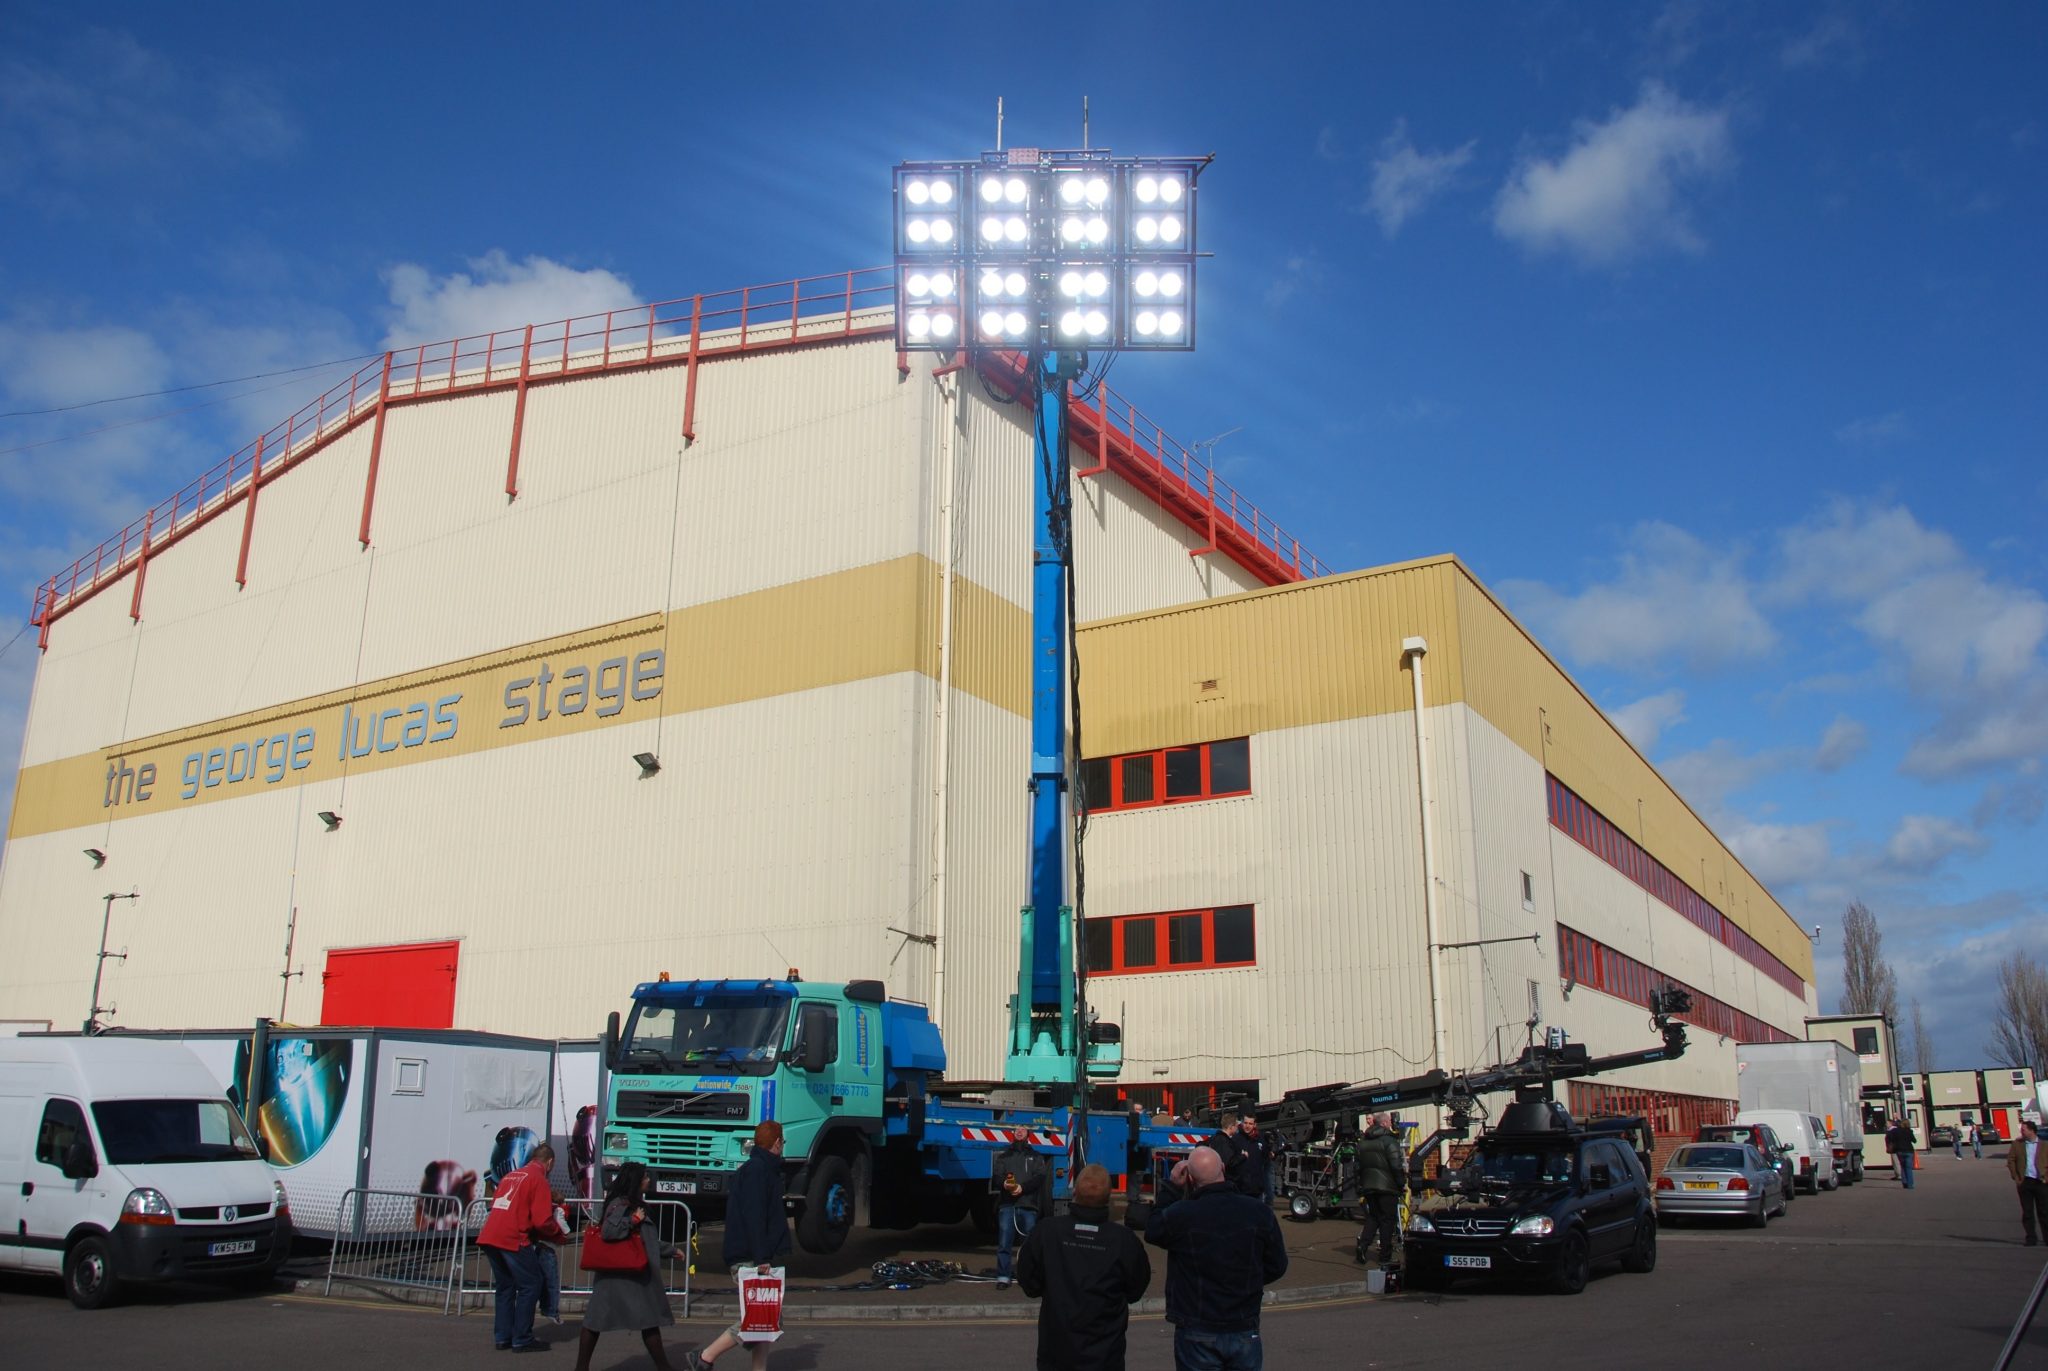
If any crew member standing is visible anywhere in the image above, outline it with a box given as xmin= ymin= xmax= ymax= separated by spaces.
xmin=992 ymin=1132 xmax=1052 ymax=1290
xmin=1016 ymin=1163 xmax=1151 ymax=1371
xmin=1886 ymin=1117 xmax=1918 ymax=1190
xmin=478 ymin=1141 xmax=559 ymax=1353
xmin=1145 ymin=1145 xmax=1288 ymax=1371
xmin=2009 ymin=1119 xmax=2048 ymax=1246
xmin=1353 ymin=1114 xmax=1406 ymax=1265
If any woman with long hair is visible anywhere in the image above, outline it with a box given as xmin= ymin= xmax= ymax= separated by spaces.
xmin=573 ymin=1162 xmax=676 ymax=1371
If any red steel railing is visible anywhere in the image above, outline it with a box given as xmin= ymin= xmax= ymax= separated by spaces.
xmin=28 ymin=267 xmax=1327 ymax=639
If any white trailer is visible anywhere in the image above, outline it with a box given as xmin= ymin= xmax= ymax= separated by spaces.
xmin=1738 ymin=1040 xmax=1866 ymax=1183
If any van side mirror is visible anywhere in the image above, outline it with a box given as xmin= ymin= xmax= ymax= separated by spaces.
xmin=61 ymin=1142 xmax=98 ymax=1181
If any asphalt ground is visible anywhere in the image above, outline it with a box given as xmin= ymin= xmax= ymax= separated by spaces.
xmin=4 ymin=1148 xmax=2045 ymax=1369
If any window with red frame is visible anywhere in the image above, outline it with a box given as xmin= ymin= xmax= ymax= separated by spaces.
xmin=1079 ymin=738 xmax=1251 ymax=813
xmin=1086 ymin=905 xmax=1257 ymax=975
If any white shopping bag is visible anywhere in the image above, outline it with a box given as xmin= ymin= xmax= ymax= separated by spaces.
xmin=736 ymin=1264 xmax=785 ymax=1343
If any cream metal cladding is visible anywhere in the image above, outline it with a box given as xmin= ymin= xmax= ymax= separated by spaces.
xmin=0 ymin=330 xmax=1286 ymax=1071
xmin=1076 ymin=556 xmax=1813 ymax=1102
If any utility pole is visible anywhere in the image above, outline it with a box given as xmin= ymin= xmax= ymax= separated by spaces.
xmin=86 ymin=890 xmax=138 ymax=1033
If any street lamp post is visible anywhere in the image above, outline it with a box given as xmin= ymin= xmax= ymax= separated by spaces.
xmin=86 ymin=889 xmax=138 ymax=1033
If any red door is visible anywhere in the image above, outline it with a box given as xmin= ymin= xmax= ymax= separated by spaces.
xmin=320 ymin=940 xmax=459 ymax=1029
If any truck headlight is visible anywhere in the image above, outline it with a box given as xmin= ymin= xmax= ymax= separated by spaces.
xmin=1405 ymin=1213 xmax=1434 ymax=1234
xmin=1510 ymin=1215 xmax=1554 ymax=1236
xmin=273 ymin=1178 xmax=290 ymax=1215
xmin=120 ymin=1188 xmax=175 ymax=1226
xmin=605 ymin=1132 xmax=630 ymax=1153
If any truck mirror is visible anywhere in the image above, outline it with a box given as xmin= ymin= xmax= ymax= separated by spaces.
xmin=801 ymin=1034 xmax=830 ymax=1074
xmin=62 ymin=1141 xmax=98 ymax=1181
xmin=605 ymin=1010 xmax=622 ymax=1069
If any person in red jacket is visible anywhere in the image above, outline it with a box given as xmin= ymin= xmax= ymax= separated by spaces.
xmin=479 ymin=1141 xmax=561 ymax=1352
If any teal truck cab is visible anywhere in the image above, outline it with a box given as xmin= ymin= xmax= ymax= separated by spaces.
xmin=603 ymin=975 xmax=1168 ymax=1254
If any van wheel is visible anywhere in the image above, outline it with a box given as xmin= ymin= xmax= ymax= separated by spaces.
xmin=797 ymin=1154 xmax=855 ymax=1254
xmin=65 ymin=1234 xmax=122 ymax=1310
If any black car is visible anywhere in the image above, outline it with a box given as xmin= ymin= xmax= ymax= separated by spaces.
xmin=1404 ymin=1101 xmax=1657 ymax=1295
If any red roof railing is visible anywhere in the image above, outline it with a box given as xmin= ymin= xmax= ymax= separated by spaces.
xmin=28 ymin=267 xmax=1326 ymax=641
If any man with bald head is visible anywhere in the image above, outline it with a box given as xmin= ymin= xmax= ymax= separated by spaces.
xmin=1016 ymin=1164 xmax=1151 ymax=1371
xmin=1145 ymin=1144 xmax=1288 ymax=1369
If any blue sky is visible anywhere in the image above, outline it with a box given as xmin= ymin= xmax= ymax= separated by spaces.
xmin=1 ymin=4 xmax=2042 ymax=1066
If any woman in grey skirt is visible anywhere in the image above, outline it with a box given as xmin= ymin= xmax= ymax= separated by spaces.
xmin=573 ymin=1162 xmax=675 ymax=1371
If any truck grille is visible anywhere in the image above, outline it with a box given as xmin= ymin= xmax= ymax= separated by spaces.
xmin=178 ymin=1203 xmax=271 ymax=1221
xmin=614 ymin=1090 xmax=751 ymax=1122
xmin=1432 ymin=1216 xmax=1510 ymax=1238
xmin=631 ymin=1128 xmax=729 ymax=1168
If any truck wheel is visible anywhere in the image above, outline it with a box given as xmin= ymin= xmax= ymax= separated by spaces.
xmin=1620 ymin=1218 xmax=1657 ymax=1273
xmin=1550 ymin=1231 xmax=1590 ymax=1295
xmin=65 ymin=1234 xmax=122 ymax=1310
xmin=797 ymin=1154 xmax=855 ymax=1254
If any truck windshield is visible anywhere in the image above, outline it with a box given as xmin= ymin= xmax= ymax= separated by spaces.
xmin=92 ymin=1099 xmax=263 ymax=1165
xmin=620 ymin=996 xmax=790 ymax=1075
xmin=1471 ymin=1146 xmax=1574 ymax=1186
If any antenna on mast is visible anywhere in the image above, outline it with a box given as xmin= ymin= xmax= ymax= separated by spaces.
xmin=1083 ymin=96 xmax=1090 ymax=150
xmin=996 ymin=96 xmax=1005 ymax=152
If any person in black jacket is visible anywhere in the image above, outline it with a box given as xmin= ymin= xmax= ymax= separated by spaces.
xmin=690 ymin=1122 xmax=791 ymax=1371
xmin=1201 ymin=1112 xmax=1265 ymax=1198
xmin=1145 ymin=1145 xmax=1288 ymax=1370
xmin=1017 ymin=1163 xmax=1151 ymax=1371
xmin=992 ymin=1133 xmax=1052 ymax=1289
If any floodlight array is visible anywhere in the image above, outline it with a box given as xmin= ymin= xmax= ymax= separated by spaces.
xmin=893 ymin=152 xmax=1199 ymax=353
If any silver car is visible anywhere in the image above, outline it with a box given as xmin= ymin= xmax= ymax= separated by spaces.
xmin=1654 ymin=1142 xmax=1787 ymax=1227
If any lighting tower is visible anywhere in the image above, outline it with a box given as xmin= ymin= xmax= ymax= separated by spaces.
xmin=892 ymin=141 xmax=1206 ymax=1119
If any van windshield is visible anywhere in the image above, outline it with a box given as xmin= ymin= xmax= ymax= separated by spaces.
xmin=92 ymin=1099 xmax=262 ymax=1164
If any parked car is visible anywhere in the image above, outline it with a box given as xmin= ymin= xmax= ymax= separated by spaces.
xmin=1696 ymin=1122 xmax=1795 ymax=1206
xmin=1982 ymin=1124 xmax=2007 ymax=1144
xmin=1404 ymin=1101 xmax=1658 ymax=1296
xmin=1735 ymin=1108 xmax=1837 ymax=1192
xmin=1929 ymin=1124 xmax=1957 ymax=1147
xmin=1655 ymin=1142 xmax=1788 ymax=1227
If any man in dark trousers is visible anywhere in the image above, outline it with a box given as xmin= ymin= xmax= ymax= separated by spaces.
xmin=1202 ymin=1111 xmax=1265 ymax=1198
xmin=1017 ymin=1163 xmax=1151 ymax=1371
xmin=993 ymin=1131 xmax=1052 ymax=1289
xmin=477 ymin=1141 xmax=558 ymax=1353
xmin=1352 ymin=1113 xmax=1406 ymax=1265
xmin=2008 ymin=1119 xmax=2048 ymax=1245
xmin=691 ymin=1122 xmax=791 ymax=1371
xmin=1145 ymin=1144 xmax=1288 ymax=1371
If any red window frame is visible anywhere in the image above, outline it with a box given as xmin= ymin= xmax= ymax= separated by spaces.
xmin=1081 ymin=738 xmax=1252 ymax=814
xmin=1087 ymin=905 xmax=1258 ymax=976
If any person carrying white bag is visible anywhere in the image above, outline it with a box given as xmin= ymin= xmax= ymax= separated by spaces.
xmin=689 ymin=1121 xmax=792 ymax=1371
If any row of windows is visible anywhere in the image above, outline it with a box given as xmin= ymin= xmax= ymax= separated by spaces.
xmin=1566 ymin=1082 xmax=1737 ymax=1170
xmin=1085 ymin=905 xmax=1257 ymax=976
xmin=1557 ymin=925 xmax=1797 ymax=1046
xmin=1080 ymin=737 xmax=1250 ymax=813
xmin=1546 ymin=775 xmax=1805 ymax=998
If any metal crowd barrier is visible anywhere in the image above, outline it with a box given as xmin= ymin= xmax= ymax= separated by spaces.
xmin=459 ymin=1195 xmax=694 ymax=1318
xmin=323 ymin=1189 xmax=467 ymax=1314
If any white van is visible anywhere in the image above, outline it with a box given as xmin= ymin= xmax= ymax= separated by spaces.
xmin=1736 ymin=1108 xmax=1838 ymax=1193
xmin=0 ymin=1036 xmax=291 ymax=1307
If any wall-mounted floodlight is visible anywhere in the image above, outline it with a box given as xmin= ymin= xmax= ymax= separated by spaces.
xmin=316 ymin=811 xmax=342 ymax=832
xmin=893 ymin=148 xmax=1206 ymax=355
xmin=84 ymin=848 xmax=106 ymax=868
xmin=634 ymin=752 xmax=661 ymax=778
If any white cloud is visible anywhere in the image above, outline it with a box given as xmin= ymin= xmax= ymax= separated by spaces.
xmin=1659 ymin=739 xmax=1798 ymax=814
xmin=1264 ymin=255 xmax=1323 ymax=310
xmin=1493 ymin=82 xmax=1733 ymax=266
xmin=1833 ymin=411 xmax=1911 ymax=446
xmin=1770 ymin=500 xmax=1959 ymax=605
xmin=1884 ymin=814 xmax=1988 ymax=873
xmin=1813 ymin=714 xmax=1868 ymax=772
xmin=1781 ymin=14 xmax=1861 ymax=69
xmin=1726 ymin=819 xmax=1833 ymax=890
xmin=382 ymin=252 xmax=641 ymax=350
xmin=1367 ymin=121 xmax=1476 ymax=237
xmin=1500 ymin=522 xmax=1773 ymax=671
xmin=1608 ymin=689 xmax=1687 ymax=752
xmin=0 ymin=322 xmax=171 ymax=410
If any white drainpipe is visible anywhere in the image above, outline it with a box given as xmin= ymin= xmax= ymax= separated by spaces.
xmin=1404 ymin=636 xmax=1449 ymax=1076
xmin=930 ymin=371 xmax=959 ymax=1034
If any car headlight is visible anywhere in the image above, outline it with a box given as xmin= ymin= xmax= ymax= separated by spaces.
xmin=273 ymin=1178 xmax=290 ymax=1213
xmin=605 ymin=1132 xmax=630 ymax=1153
xmin=1406 ymin=1213 xmax=1435 ymax=1234
xmin=120 ymin=1188 xmax=175 ymax=1226
xmin=1510 ymin=1215 xmax=1555 ymax=1237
